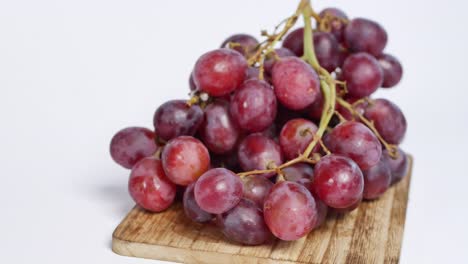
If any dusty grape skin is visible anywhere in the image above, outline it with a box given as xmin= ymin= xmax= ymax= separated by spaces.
xmin=242 ymin=175 xmax=274 ymax=208
xmin=217 ymin=199 xmax=271 ymax=245
xmin=324 ymin=121 xmax=382 ymax=170
xmin=263 ymin=181 xmax=317 ymax=241
xmin=383 ymin=148 xmax=409 ymax=184
xmin=200 ymin=100 xmax=240 ymax=154
xmin=377 ymin=53 xmax=403 ymax=88
xmin=110 ymin=127 xmax=158 ymax=169
xmin=319 ymin=7 xmax=348 ymax=42
xmin=161 ymin=136 xmax=210 ymax=186
xmin=272 ymin=57 xmax=320 ymax=110
xmin=193 ymin=49 xmax=248 ymax=97
xmin=314 ymin=32 xmax=341 ymax=72
xmin=362 ymin=158 xmax=392 ymax=200
xmin=183 ymin=183 xmax=213 ymax=223
xmin=194 ymin=168 xmax=243 ymax=214
xmin=264 ymin=48 xmax=295 ymax=76
xmin=342 ymin=52 xmax=383 ymax=98
xmin=220 ymin=34 xmax=259 ymax=56
xmin=279 ymin=118 xmax=318 ymax=160
xmin=344 ymin=18 xmax=388 ymax=56
xmin=282 ymin=28 xmax=305 ymax=56
xmin=230 ymin=79 xmax=277 ymax=133
xmin=238 ymin=134 xmax=284 ymax=178
xmin=153 ymin=100 xmax=204 ymax=141
xmin=364 ymin=99 xmax=407 ymax=144
xmin=128 ymin=157 xmax=176 ymax=212
xmin=313 ymin=155 xmax=364 ymax=209
xmin=282 ymin=163 xmax=314 ymax=191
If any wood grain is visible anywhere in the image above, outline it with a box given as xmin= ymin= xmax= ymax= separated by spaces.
xmin=112 ymin=156 xmax=412 ymax=264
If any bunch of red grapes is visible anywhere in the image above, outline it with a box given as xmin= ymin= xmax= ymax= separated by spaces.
xmin=109 ymin=3 xmax=408 ymax=245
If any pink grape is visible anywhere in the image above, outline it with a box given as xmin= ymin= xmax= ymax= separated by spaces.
xmin=162 ymin=136 xmax=210 ymax=186
xmin=129 ymin=157 xmax=176 ymax=212
xmin=242 ymin=175 xmax=274 ymax=208
xmin=362 ymin=158 xmax=392 ymax=200
xmin=194 ymin=168 xmax=243 ymax=214
xmin=263 ymin=181 xmax=317 ymax=241
xmin=364 ymin=98 xmax=407 ymax=144
xmin=342 ymin=52 xmax=384 ymax=98
xmin=279 ymin=118 xmax=318 ymax=160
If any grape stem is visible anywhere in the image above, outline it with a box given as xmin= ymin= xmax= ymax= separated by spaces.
xmin=238 ymin=0 xmax=338 ymax=178
xmin=336 ymin=97 xmax=399 ymax=158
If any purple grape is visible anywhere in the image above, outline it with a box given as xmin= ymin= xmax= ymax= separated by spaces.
xmin=217 ymin=199 xmax=271 ymax=245
xmin=183 ymin=183 xmax=213 ymax=223
xmin=377 ymin=53 xmax=403 ymax=88
xmin=200 ymin=100 xmax=240 ymax=154
xmin=364 ymin=98 xmax=407 ymax=144
xmin=153 ymin=100 xmax=204 ymax=141
xmin=238 ymin=134 xmax=284 ymax=178
xmin=110 ymin=127 xmax=158 ymax=169
xmin=264 ymin=48 xmax=295 ymax=76
xmin=383 ymin=148 xmax=409 ymax=184
xmin=314 ymin=32 xmax=341 ymax=72
xmin=344 ymin=18 xmax=388 ymax=56
xmin=282 ymin=163 xmax=314 ymax=190
xmin=221 ymin=34 xmax=259 ymax=56
xmin=282 ymin=28 xmax=305 ymax=56
xmin=319 ymin=7 xmax=348 ymax=42
xmin=342 ymin=52 xmax=383 ymax=98
xmin=362 ymin=158 xmax=391 ymax=200
xmin=242 ymin=175 xmax=274 ymax=208
xmin=279 ymin=118 xmax=319 ymax=160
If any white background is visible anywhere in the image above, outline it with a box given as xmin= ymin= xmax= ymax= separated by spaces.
xmin=1 ymin=0 xmax=467 ymax=263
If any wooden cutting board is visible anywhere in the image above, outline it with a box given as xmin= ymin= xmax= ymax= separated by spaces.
xmin=112 ymin=156 xmax=412 ymax=264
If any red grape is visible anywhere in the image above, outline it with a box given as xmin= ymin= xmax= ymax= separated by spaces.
xmin=153 ymin=100 xmax=204 ymax=141
xmin=221 ymin=34 xmax=259 ymax=56
xmin=192 ymin=49 xmax=247 ymax=97
xmin=314 ymin=32 xmax=341 ymax=72
xmin=110 ymin=127 xmax=158 ymax=169
xmin=342 ymin=52 xmax=383 ymax=98
xmin=183 ymin=183 xmax=213 ymax=223
xmin=129 ymin=157 xmax=176 ymax=212
xmin=238 ymin=134 xmax=284 ymax=178
xmin=324 ymin=121 xmax=382 ymax=170
xmin=217 ymin=199 xmax=271 ymax=245
xmin=279 ymin=118 xmax=318 ymax=160
xmin=362 ymin=158 xmax=391 ymax=200
xmin=242 ymin=175 xmax=274 ymax=208
xmin=344 ymin=18 xmax=388 ymax=56
xmin=319 ymin=7 xmax=348 ymax=42
xmin=377 ymin=53 xmax=403 ymax=88
xmin=282 ymin=28 xmax=305 ymax=56
xmin=364 ymin=98 xmax=407 ymax=144
xmin=263 ymin=181 xmax=317 ymax=241
xmin=272 ymin=57 xmax=320 ymax=110
xmin=200 ymin=100 xmax=240 ymax=154
xmin=307 ymin=90 xmax=324 ymax=121
xmin=194 ymin=168 xmax=243 ymax=214
xmin=383 ymin=148 xmax=409 ymax=184
xmin=264 ymin=48 xmax=295 ymax=76
xmin=230 ymin=79 xmax=277 ymax=133
xmin=313 ymin=154 xmax=364 ymax=209
xmin=162 ymin=136 xmax=210 ymax=186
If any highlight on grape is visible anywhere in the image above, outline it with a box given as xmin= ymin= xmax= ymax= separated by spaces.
xmin=109 ymin=0 xmax=408 ymax=245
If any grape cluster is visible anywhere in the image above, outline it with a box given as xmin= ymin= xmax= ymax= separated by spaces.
xmin=109 ymin=1 xmax=409 ymax=245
